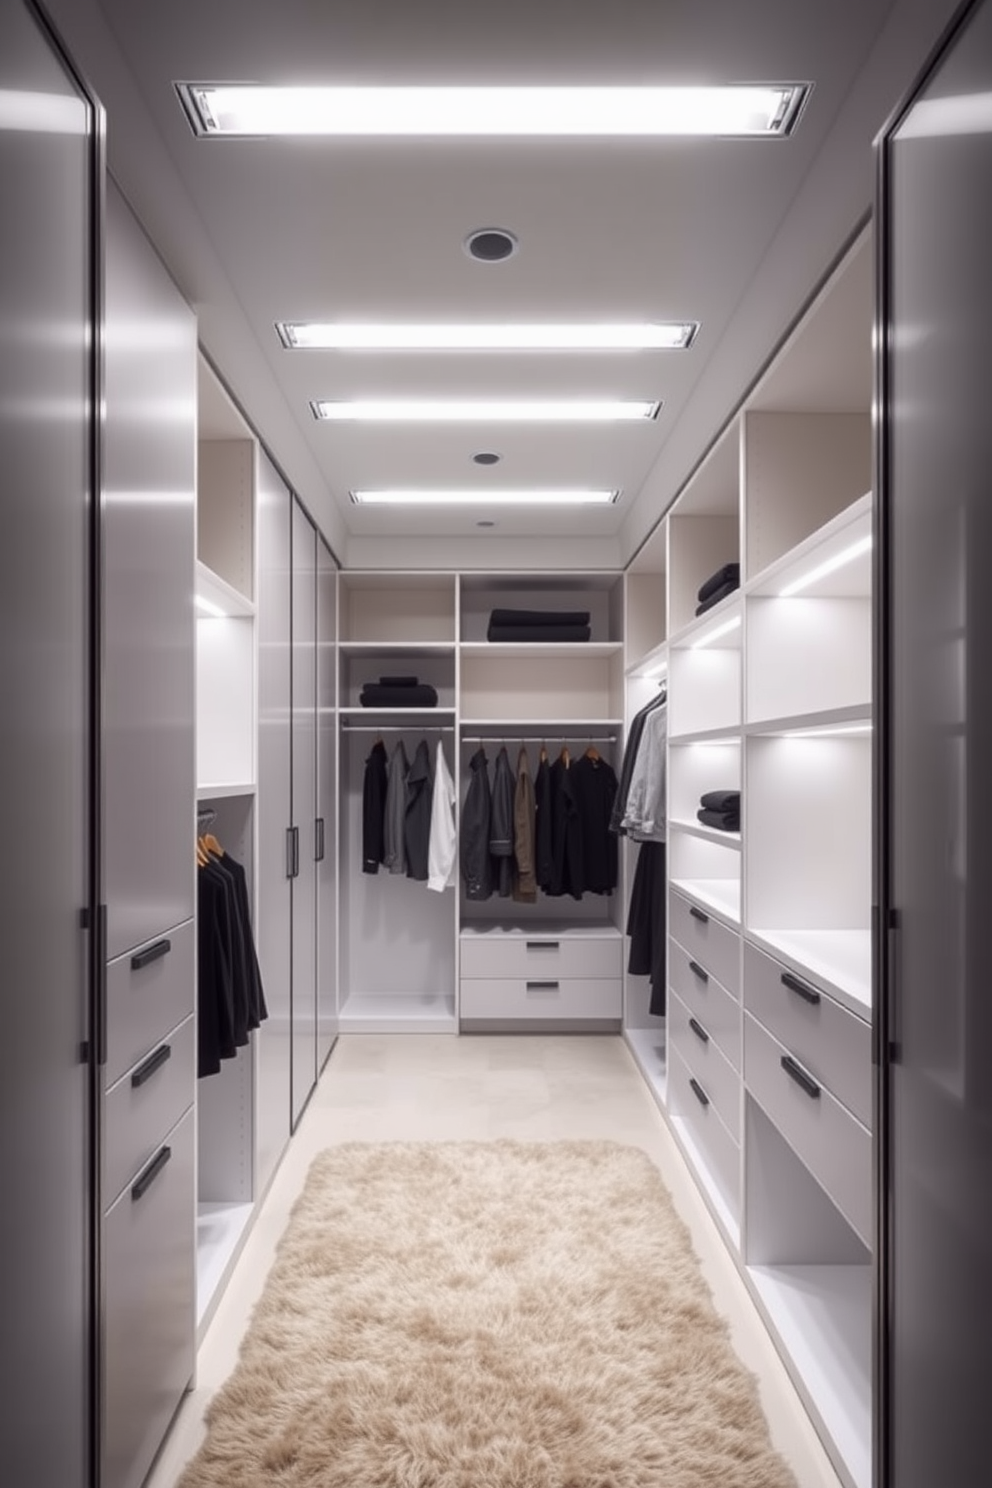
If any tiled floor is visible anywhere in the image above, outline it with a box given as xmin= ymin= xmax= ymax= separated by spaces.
xmin=147 ymin=1032 xmax=844 ymax=1488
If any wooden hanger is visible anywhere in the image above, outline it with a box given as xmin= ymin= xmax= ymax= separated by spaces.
xmin=200 ymin=831 xmax=224 ymax=858
xmin=196 ymin=839 xmax=210 ymax=867
xmin=539 ymin=740 xmax=548 ymax=763
xmin=559 ymin=743 xmax=570 ymax=768
xmin=585 ymin=742 xmax=600 ymax=762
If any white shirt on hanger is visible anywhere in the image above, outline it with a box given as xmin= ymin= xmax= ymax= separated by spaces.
xmin=427 ymin=740 xmax=457 ymax=891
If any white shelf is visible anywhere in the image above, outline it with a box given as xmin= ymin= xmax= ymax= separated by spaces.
xmin=746 ymin=492 xmax=872 ymax=599
xmin=626 ymin=638 xmax=669 ymax=680
xmin=669 ymin=819 xmax=741 ymax=849
xmin=339 ymin=640 xmax=454 ymax=654
xmin=670 ymin=877 xmax=741 ymax=925
xmin=340 ymin=707 xmax=456 ymax=722
xmin=338 ymin=991 xmax=457 ymax=1033
xmin=669 ymin=594 xmax=743 ymax=651
xmin=669 ymin=1115 xmax=741 ymax=1250
xmin=196 ymin=1200 xmax=254 ymax=1331
xmin=748 ymin=1263 xmax=872 ymax=1488
xmin=461 ymin=641 xmax=623 ymax=661
xmin=459 ymin=718 xmax=623 ymax=735
xmin=197 ymin=781 xmax=256 ymax=800
xmin=744 ymin=703 xmax=871 ymax=737
xmin=195 ymin=559 xmax=254 ymax=618
xmin=624 ymin=1027 xmax=668 ymax=1107
xmin=746 ymin=928 xmax=872 ymax=1018
xmin=460 ymin=921 xmax=622 ymax=939
xmin=668 ymin=724 xmax=742 ymax=746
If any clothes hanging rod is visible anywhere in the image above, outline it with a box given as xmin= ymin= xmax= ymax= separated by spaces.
xmin=461 ymin=734 xmax=617 ymax=744
xmin=341 ymin=723 xmax=455 ymax=732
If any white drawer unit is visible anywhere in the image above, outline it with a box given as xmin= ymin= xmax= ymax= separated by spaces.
xmin=105 ymin=918 xmax=195 ymax=1090
xmin=743 ymin=940 xmax=871 ymax=1128
xmin=459 ymin=929 xmax=622 ymax=982
xmin=670 ymin=990 xmax=741 ymax=1140
xmin=668 ymin=1044 xmax=741 ymax=1224
xmin=104 ymin=1014 xmax=196 ymax=1207
xmin=459 ymin=977 xmax=622 ymax=1023
xmin=668 ymin=936 xmax=741 ymax=1070
xmin=668 ymin=890 xmax=741 ymax=997
xmin=744 ymin=1011 xmax=871 ymax=1246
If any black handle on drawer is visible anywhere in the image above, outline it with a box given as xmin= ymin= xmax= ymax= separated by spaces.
xmin=525 ymin=940 xmax=560 ymax=950
xmin=131 ymin=1043 xmax=172 ymax=1089
xmin=688 ymin=1016 xmax=710 ymax=1044
xmin=526 ymin=981 xmax=560 ymax=992
xmin=780 ymin=1054 xmax=821 ymax=1099
xmin=689 ymin=905 xmax=710 ymax=924
xmin=688 ymin=959 xmax=709 ymax=983
xmin=315 ymin=816 xmax=325 ymax=863
xmin=689 ymin=1077 xmax=710 ymax=1107
xmin=131 ymin=1145 xmax=172 ymax=1202
xmin=130 ymin=938 xmax=171 ymax=972
xmin=781 ymin=970 xmax=820 ymax=1006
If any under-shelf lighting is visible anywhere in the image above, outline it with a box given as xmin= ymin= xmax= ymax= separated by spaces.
xmin=176 ymin=84 xmax=809 ymax=139
xmin=312 ymin=398 xmax=660 ymax=422
xmin=195 ymin=594 xmax=227 ymax=618
xmin=281 ymin=323 xmax=696 ymax=351
xmin=690 ymin=615 xmax=741 ymax=649
xmin=776 ymin=722 xmax=873 ymax=739
xmin=351 ymin=488 xmax=618 ymax=506
xmin=778 ymin=534 xmax=873 ymax=597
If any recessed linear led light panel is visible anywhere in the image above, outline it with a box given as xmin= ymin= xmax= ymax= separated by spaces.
xmin=176 ymin=84 xmax=809 ymax=138
xmin=350 ymin=489 xmax=619 ymax=506
xmin=313 ymin=399 xmax=660 ymax=422
xmin=280 ymin=323 xmax=697 ymax=351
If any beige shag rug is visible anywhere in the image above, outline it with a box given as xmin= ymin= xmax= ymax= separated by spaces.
xmin=180 ymin=1141 xmax=797 ymax=1488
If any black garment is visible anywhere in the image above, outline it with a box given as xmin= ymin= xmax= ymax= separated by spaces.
xmin=486 ymin=623 xmax=591 ymax=643
xmin=534 ymin=753 xmax=553 ymax=891
xmin=695 ymin=579 xmax=739 ymax=616
xmin=378 ymin=675 xmax=418 ymax=686
xmin=697 ymin=563 xmax=740 ymax=605
xmin=196 ymin=864 xmax=236 ymax=1078
xmin=360 ymin=683 xmax=438 ymax=707
xmin=489 ymin=608 xmax=590 ymax=628
xmin=547 ymin=755 xmax=575 ymax=897
xmin=404 ymin=738 xmax=434 ymax=882
xmin=362 ymin=740 xmax=388 ymax=873
xmin=700 ymin=789 xmax=740 ymax=813
xmin=697 ymin=808 xmax=739 ymax=832
xmin=610 ymin=687 xmax=667 ymax=835
xmin=216 ymin=850 xmax=267 ymax=1029
xmin=626 ymin=841 xmax=667 ymax=1016
xmin=490 ymin=745 xmax=516 ymax=898
xmin=567 ymin=752 xmax=619 ymax=895
xmin=461 ymin=747 xmax=494 ymax=901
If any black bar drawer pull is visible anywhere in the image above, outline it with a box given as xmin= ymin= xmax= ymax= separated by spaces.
xmin=781 ymin=971 xmax=820 ymax=1005
xmin=315 ymin=816 xmax=325 ymax=863
xmin=525 ymin=940 xmax=560 ymax=950
xmin=130 ymin=938 xmax=171 ymax=972
xmin=781 ymin=1054 xmax=821 ymax=1099
xmin=689 ymin=1077 xmax=709 ymax=1107
xmin=131 ymin=1043 xmax=172 ymax=1088
xmin=689 ymin=905 xmax=710 ymax=924
xmin=526 ymin=980 xmax=560 ymax=992
xmin=131 ymin=1145 xmax=172 ymax=1202
xmin=688 ymin=1016 xmax=709 ymax=1044
xmin=688 ymin=959 xmax=709 ymax=983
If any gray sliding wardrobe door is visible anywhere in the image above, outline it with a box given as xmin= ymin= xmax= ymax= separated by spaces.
xmin=291 ymin=498 xmax=318 ymax=1125
xmin=316 ymin=536 xmax=339 ymax=1067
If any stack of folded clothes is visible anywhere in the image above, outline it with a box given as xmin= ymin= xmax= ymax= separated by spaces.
xmin=359 ymin=675 xmax=438 ymax=707
xmin=695 ymin=562 xmax=740 ymax=616
xmin=697 ymin=789 xmax=740 ymax=832
xmin=486 ymin=607 xmax=591 ymax=642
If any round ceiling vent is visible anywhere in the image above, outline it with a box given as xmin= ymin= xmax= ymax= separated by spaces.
xmin=473 ymin=451 xmax=501 ymax=465
xmin=464 ymin=228 xmax=518 ymax=263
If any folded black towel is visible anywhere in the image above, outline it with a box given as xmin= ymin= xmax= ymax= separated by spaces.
xmin=700 ymin=790 xmax=740 ymax=813
xmin=695 ymin=579 xmax=739 ymax=616
xmin=697 ymin=808 xmax=740 ymax=832
xmin=697 ymin=563 xmax=740 ymax=605
xmin=489 ymin=608 xmax=590 ymax=628
xmin=486 ymin=623 xmax=592 ymax=643
xmin=360 ymin=684 xmax=438 ymax=707
xmin=378 ymin=675 xmax=419 ymax=686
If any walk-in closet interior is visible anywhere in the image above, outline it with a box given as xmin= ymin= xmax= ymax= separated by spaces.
xmin=4 ymin=1 xmax=990 ymax=1487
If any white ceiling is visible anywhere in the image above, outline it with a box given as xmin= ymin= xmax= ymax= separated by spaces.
xmin=47 ymin=0 xmax=958 ymax=569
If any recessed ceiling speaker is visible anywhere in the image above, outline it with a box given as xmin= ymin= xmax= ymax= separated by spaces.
xmin=473 ymin=451 xmax=502 ymax=465
xmin=464 ymin=228 xmax=518 ymax=263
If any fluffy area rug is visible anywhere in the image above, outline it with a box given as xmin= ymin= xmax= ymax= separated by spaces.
xmin=179 ymin=1141 xmax=797 ymax=1488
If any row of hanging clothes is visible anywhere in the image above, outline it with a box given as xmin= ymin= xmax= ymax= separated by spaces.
xmin=196 ymin=811 xmax=268 ymax=1079
xmin=461 ymin=738 xmax=619 ymax=902
xmin=360 ymin=731 xmax=458 ymax=891
xmin=610 ymin=683 xmax=668 ymax=1016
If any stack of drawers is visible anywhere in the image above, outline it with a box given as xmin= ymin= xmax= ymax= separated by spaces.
xmin=459 ymin=929 xmax=622 ymax=1026
xmin=742 ymin=941 xmax=872 ymax=1246
xmin=667 ymin=890 xmax=742 ymax=1223
xmin=102 ymin=918 xmax=196 ymax=1488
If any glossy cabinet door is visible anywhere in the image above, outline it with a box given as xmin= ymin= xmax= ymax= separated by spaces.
xmin=878 ymin=4 xmax=992 ymax=1484
xmin=0 ymin=4 xmax=99 ymax=1483
xmin=291 ymin=499 xmax=318 ymax=1126
xmin=316 ymin=537 xmax=339 ymax=1067
xmin=254 ymin=456 xmax=292 ymax=1193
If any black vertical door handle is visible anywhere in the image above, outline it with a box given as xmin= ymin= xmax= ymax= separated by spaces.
xmin=315 ymin=816 xmax=325 ymax=862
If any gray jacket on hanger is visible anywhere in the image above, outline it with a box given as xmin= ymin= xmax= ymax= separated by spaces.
xmin=404 ymin=738 xmax=434 ymax=882
xmin=383 ymin=740 xmax=409 ymax=874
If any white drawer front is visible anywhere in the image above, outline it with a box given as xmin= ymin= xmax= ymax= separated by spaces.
xmin=744 ymin=940 xmax=871 ymax=1128
xmin=668 ymin=1045 xmax=740 ymax=1227
xmin=106 ymin=918 xmax=195 ymax=1089
xmin=669 ymin=890 xmax=740 ymax=997
xmin=104 ymin=1014 xmax=195 ymax=1206
xmin=670 ymin=991 xmax=741 ymax=1140
xmin=669 ymin=937 xmax=741 ymax=1069
xmin=459 ymin=932 xmax=621 ymax=982
xmin=744 ymin=1011 xmax=871 ymax=1246
xmin=459 ymin=977 xmax=622 ymax=1022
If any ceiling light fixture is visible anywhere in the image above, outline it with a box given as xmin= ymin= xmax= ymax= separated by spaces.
xmin=465 ymin=228 xmax=518 ymax=262
xmin=176 ymin=84 xmax=809 ymax=138
xmin=280 ymin=322 xmax=696 ymax=350
xmin=312 ymin=398 xmax=660 ymax=421
xmin=350 ymin=489 xmax=618 ymax=506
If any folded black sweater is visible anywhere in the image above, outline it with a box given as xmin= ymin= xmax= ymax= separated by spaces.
xmin=697 ymin=808 xmax=740 ymax=832
xmin=697 ymin=563 xmax=740 ymax=605
xmin=700 ymin=790 xmax=740 ymax=813
xmin=695 ymin=578 xmax=739 ymax=616
xmin=489 ymin=608 xmax=590 ymax=627
xmin=487 ymin=623 xmax=591 ymax=643
xmin=360 ymin=683 xmax=438 ymax=707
